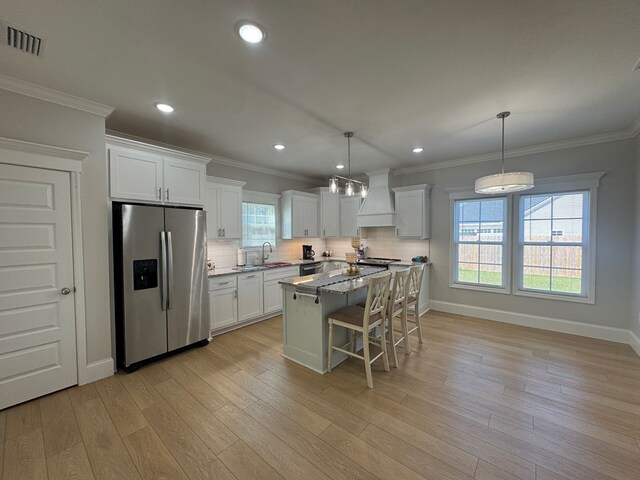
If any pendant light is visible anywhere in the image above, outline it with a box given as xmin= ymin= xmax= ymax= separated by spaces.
xmin=328 ymin=132 xmax=368 ymax=197
xmin=475 ymin=112 xmax=534 ymax=194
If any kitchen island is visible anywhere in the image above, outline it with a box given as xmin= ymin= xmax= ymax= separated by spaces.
xmin=279 ymin=267 xmax=386 ymax=373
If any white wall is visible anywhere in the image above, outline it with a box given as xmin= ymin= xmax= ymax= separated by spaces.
xmin=394 ymin=138 xmax=636 ymax=330
xmin=206 ymin=162 xmax=318 ymax=194
xmin=632 ymin=135 xmax=640 ymax=338
xmin=0 ymin=90 xmax=112 ymax=368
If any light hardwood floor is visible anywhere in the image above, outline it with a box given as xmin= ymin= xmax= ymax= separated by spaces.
xmin=2 ymin=310 xmax=640 ymax=480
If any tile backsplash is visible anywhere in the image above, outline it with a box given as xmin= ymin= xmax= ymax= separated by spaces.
xmin=207 ymin=238 xmax=325 ymax=268
xmin=207 ymin=227 xmax=429 ymax=268
xmin=325 ymin=227 xmax=430 ymax=262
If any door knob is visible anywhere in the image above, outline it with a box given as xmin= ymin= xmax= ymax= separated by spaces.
xmin=61 ymin=287 xmax=71 ymax=295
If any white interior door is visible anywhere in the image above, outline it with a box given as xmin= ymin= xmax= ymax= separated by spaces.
xmin=0 ymin=163 xmax=77 ymax=409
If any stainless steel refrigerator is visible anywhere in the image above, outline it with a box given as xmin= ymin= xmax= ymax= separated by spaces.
xmin=113 ymin=203 xmax=209 ymax=370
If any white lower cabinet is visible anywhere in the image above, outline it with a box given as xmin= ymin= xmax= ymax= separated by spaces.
xmin=237 ymin=273 xmax=264 ymax=322
xmin=263 ymin=267 xmax=299 ymax=315
xmin=209 ymin=277 xmax=238 ymax=330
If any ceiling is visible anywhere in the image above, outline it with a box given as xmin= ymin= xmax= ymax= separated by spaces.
xmin=1 ymin=0 xmax=640 ymax=179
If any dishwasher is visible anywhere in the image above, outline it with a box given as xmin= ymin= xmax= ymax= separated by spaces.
xmin=299 ymin=262 xmax=323 ymax=276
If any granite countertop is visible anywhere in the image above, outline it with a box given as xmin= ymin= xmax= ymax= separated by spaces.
xmin=207 ymin=257 xmax=348 ymax=278
xmin=389 ymin=261 xmax=433 ymax=267
xmin=279 ymin=266 xmax=387 ymax=295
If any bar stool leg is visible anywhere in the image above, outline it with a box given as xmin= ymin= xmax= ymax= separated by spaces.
xmin=387 ymin=315 xmax=399 ymax=367
xmin=402 ymin=307 xmax=411 ymax=354
xmin=414 ymin=303 xmax=424 ymax=343
xmin=380 ymin=326 xmax=390 ymax=372
xmin=327 ymin=321 xmax=334 ymax=372
xmin=362 ymin=334 xmax=373 ymax=389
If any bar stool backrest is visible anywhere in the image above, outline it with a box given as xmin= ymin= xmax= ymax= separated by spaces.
xmin=389 ymin=268 xmax=410 ymax=316
xmin=409 ymin=264 xmax=425 ymax=298
xmin=362 ymin=272 xmax=392 ymax=331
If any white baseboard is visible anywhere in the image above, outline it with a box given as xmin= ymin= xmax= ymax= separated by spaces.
xmin=84 ymin=358 xmax=114 ymax=384
xmin=630 ymin=330 xmax=640 ymax=357
xmin=430 ymin=300 xmax=632 ymax=345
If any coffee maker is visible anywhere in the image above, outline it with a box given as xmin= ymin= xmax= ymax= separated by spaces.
xmin=302 ymin=245 xmax=315 ymax=260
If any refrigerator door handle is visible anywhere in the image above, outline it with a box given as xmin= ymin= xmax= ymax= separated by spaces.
xmin=166 ymin=231 xmax=174 ymax=310
xmin=160 ymin=231 xmax=168 ymax=311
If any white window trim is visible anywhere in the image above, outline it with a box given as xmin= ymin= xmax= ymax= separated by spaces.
xmin=242 ymin=190 xmax=281 ymax=250
xmin=512 ymin=172 xmax=603 ymax=304
xmin=448 ymin=189 xmax=512 ymax=294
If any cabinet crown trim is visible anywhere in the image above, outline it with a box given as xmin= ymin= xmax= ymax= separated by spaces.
xmin=392 ymin=184 xmax=432 ymax=193
xmin=106 ymin=135 xmax=210 ymax=164
xmin=281 ymin=190 xmax=319 ymax=199
xmin=207 ymin=176 xmax=246 ymax=188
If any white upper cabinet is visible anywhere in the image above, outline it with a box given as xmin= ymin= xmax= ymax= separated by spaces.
xmin=163 ymin=157 xmax=207 ymax=206
xmin=206 ymin=177 xmax=245 ymax=240
xmin=340 ymin=196 xmax=362 ymax=238
xmin=392 ymin=184 xmax=432 ymax=239
xmin=107 ymin=135 xmax=209 ymax=206
xmin=281 ymin=191 xmax=319 ymax=239
xmin=311 ymin=188 xmax=339 ymax=238
xmin=108 ymin=148 xmax=164 ymax=203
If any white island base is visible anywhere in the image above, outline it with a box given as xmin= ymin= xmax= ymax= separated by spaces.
xmin=281 ymin=283 xmax=367 ymax=373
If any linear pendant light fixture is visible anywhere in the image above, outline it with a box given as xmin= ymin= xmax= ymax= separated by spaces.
xmin=329 ymin=132 xmax=368 ymax=197
xmin=475 ymin=112 xmax=534 ymax=194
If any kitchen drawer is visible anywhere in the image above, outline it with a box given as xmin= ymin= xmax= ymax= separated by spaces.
xmin=209 ymin=276 xmax=237 ymax=291
xmin=262 ymin=266 xmax=299 ymax=282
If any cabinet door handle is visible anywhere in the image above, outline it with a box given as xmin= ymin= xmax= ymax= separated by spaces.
xmin=166 ymin=188 xmax=170 ymax=201
xmin=222 ymin=228 xmax=225 ymax=237
xmin=234 ymin=290 xmax=237 ymax=298
xmin=396 ymin=227 xmax=399 ymax=236
xmin=217 ymin=228 xmax=221 ymax=237
xmin=158 ymin=187 xmax=162 ymax=200
xmin=323 ymin=229 xmax=325 ymax=237
xmin=246 ymin=274 xmax=257 ymax=278
xmin=218 ymin=281 xmax=231 ymax=285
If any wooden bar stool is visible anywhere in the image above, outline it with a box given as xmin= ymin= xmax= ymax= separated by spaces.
xmin=327 ymin=272 xmax=392 ymax=389
xmin=405 ymin=264 xmax=426 ymax=347
xmin=387 ymin=268 xmax=411 ymax=367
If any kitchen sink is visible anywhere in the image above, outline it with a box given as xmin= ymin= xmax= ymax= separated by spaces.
xmin=263 ymin=262 xmax=292 ymax=268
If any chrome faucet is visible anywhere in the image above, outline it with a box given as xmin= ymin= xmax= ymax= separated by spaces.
xmin=261 ymin=241 xmax=273 ymax=264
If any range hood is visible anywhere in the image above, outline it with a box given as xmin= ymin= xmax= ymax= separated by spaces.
xmin=357 ymin=169 xmax=396 ymax=227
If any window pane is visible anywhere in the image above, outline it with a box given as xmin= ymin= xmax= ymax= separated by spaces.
xmin=523 ymin=245 xmax=550 ymax=268
xmin=552 ymin=193 xmax=584 ymax=219
xmin=242 ymin=202 xmax=276 ymax=247
xmin=458 ymin=223 xmax=479 ymax=242
xmin=524 ymin=195 xmax=552 ymax=220
xmin=457 ymin=263 xmax=479 ymax=283
xmin=479 ymin=264 xmax=502 ymax=286
xmin=551 ymin=219 xmax=582 ymax=243
xmin=458 ymin=201 xmax=480 ymax=223
xmin=551 ymin=268 xmax=582 ymax=294
xmin=552 ymin=246 xmax=582 ymax=271
xmin=523 ymin=266 xmax=551 ymax=290
xmin=524 ymin=219 xmax=551 ymax=242
xmin=479 ymin=244 xmax=502 ymax=265
xmin=458 ymin=244 xmax=479 ymax=263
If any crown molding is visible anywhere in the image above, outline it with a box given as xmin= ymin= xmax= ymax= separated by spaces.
xmin=206 ymin=175 xmax=246 ymax=188
xmin=0 ymin=75 xmax=114 ymax=117
xmin=106 ymin=129 xmax=320 ymax=184
xmin=208 ymin=152 xmax=320 ymax=184
xmin=394 ymin=117 xmax=640 ymax=176
xmin=0 ymin=136 xmax=88 ymax=160
xmin=106 ymin=133 xmax=210 ymax=164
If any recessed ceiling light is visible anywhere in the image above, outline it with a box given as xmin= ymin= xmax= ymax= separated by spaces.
xmin=273 ymin=144 xmax=285 ymax=150
xmin=238 ymin=22 xmax=265 ymax=44
xmin=412 ymin=147 xmax=424 ymax=153
xmin=336 ymin=164 xmax=345 ymax=169
xmin=155 ymin=103 xmax=174 ymax=113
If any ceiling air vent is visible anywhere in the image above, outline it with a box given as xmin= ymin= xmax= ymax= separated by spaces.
xmin=1 ymin=20 xmax=43 ymax=56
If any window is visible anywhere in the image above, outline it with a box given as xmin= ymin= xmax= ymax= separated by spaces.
xmin=453 ymin=197 xmax=508 ymax=289
xmin=518 ymin=191 xmax=588 ymax=297
xmin=242 ymin=202 xmax=276 ymax=248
